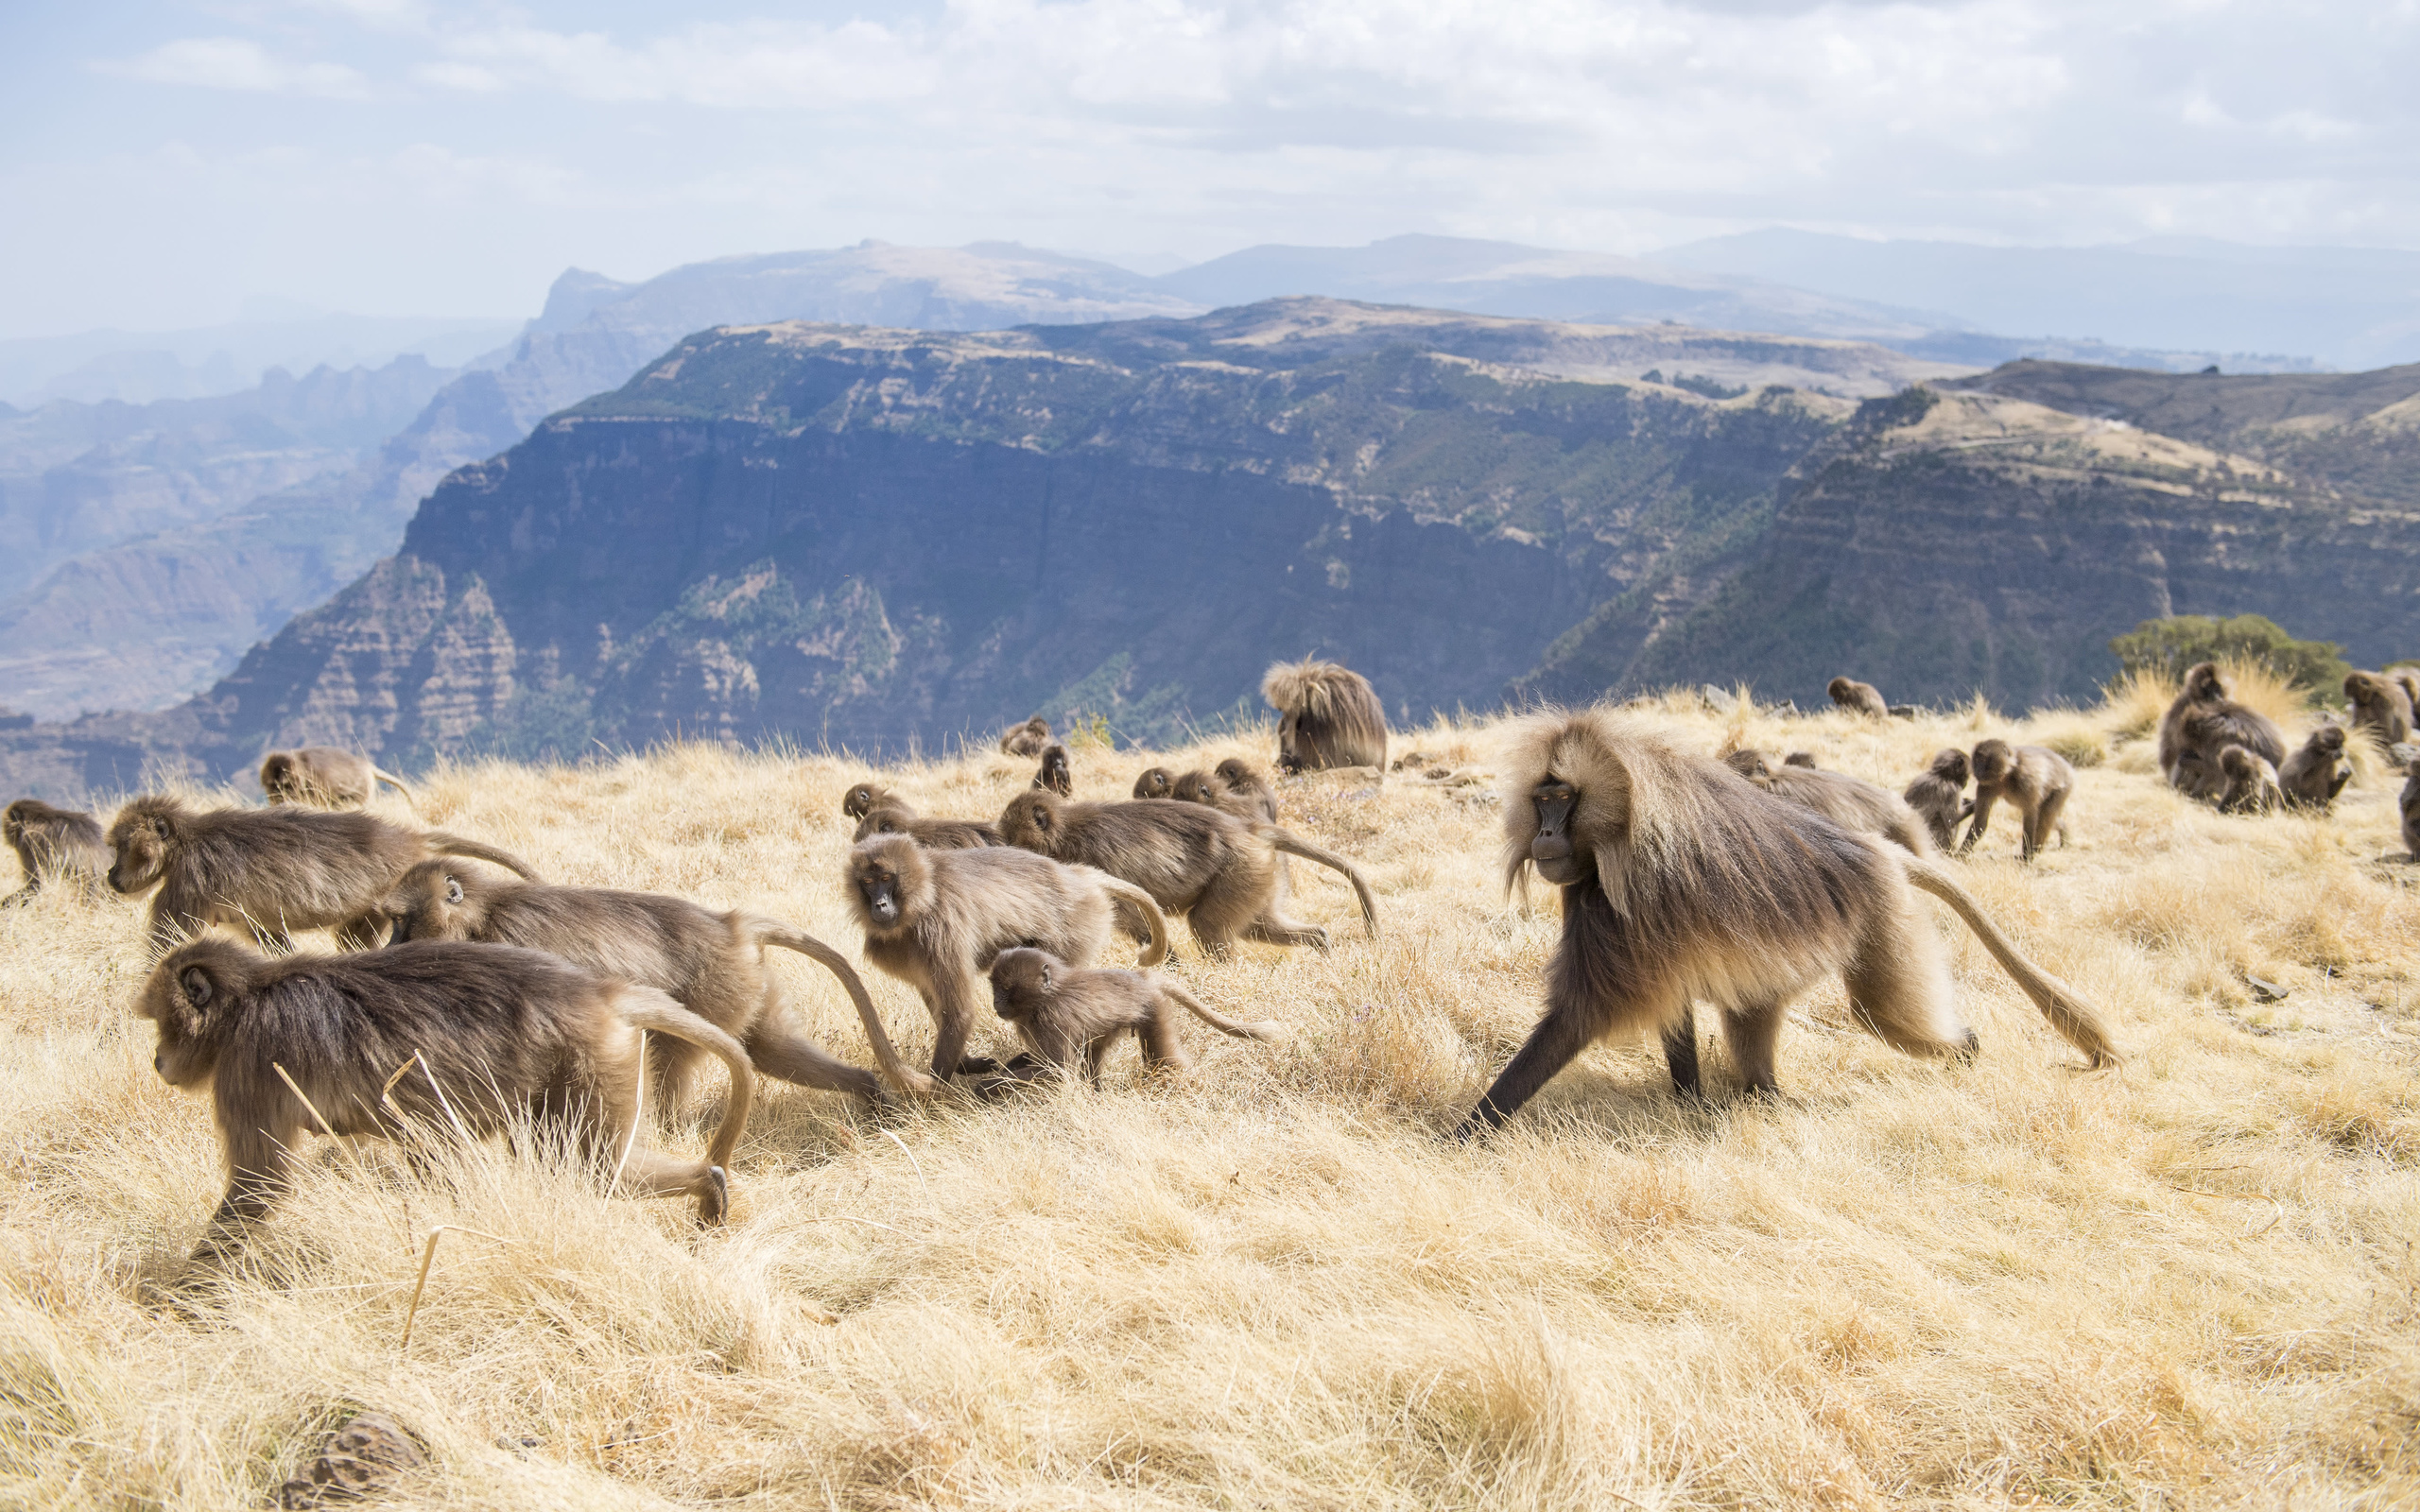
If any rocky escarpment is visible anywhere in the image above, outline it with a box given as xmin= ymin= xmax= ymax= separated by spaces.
xmin=15 ymin=318 xmax=2420 ymax=803
xmin=1524 ymin=363 xmax=2420 ymax=706
xmin=0 ymin=300 xmax=1859 ymax=795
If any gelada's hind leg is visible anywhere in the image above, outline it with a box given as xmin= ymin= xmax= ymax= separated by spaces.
xmin=1719 ymin=996 xmax=1790 ymax=1096
xmin=746 ymin=996 xmax=886 ymax=1102
xmin=1843 ymin=900 xmax=1977 ymax=1061
xmin=612 ymin=1145 xmax=731 ymax=1224
xmin=1661 ymin=1004 xmax=1703 ymax=1098
xmin=1243 ymin=912 xmax=1330 ymax=951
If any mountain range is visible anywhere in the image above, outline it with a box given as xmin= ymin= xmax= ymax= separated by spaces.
xmin=3 ymin=230 xmax=2409 ymax=744
xmin=6 ymin=297 xmax=2417 ymax=802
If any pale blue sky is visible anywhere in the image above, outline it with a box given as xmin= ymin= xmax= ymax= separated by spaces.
xmin=4 ymin=0 xmax=2414 ymax=337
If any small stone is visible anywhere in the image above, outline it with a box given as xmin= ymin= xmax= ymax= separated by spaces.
xmin=1701 ymin=684 xmax=1738 ymax=713
xmin=273 ymin=1413 xmax=423 ymax=1507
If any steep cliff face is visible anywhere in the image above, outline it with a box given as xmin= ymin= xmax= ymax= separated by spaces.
xmin=16 ymin=315 xmax=2420 ymax=803
xmin=0 ymin=300 xmax=1854 ymax=793
xmin=1525 ymin=365 xmax=2420 ymax=706
xmin=225 ymin=301 xmax=1852 ymax=764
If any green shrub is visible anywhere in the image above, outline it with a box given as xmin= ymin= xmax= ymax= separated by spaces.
xmin=2108 ymin=614 xmax=2351 ymax=698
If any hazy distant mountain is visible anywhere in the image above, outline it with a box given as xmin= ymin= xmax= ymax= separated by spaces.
xmin=1150 ymin=234 xmax=2335 ymax=374
xmin=1153 ymin=233 xmax=1951 ymax=341
xmin=0 ymin=241 xmax=1227 ymax=720
xmin=0 ymin=356 xmax=461 ymax=715
xmin=1650 ymin=230 xmax=2419 ymax=370
xmin=0 ymin=310 xmax=520 ymax=407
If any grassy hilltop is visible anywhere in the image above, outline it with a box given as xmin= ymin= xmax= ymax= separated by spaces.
xmin=1 ymin=689 xmax=2415 ymax=1508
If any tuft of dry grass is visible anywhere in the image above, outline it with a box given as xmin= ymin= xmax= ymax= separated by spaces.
xmin=3 ymin=697 xmax=2418 ymax=1508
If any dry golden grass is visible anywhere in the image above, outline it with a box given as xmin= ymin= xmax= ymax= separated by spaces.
xmin=3 ymin=698 xmax=2417 ymax=1509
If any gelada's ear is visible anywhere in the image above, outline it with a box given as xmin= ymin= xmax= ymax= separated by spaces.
xmin=180 ymin=966 xmax=214 ymax=1009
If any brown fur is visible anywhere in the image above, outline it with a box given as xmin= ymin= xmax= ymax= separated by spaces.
xmin=1961 ymin=740 xmax=2074 ymax=861
xmin=1032 ymin=744 xmax=1072 ymax=798
xmin=1827 ymin=677 xmax=1890 ymax=718
xmin=981 ymin=946 xmax=1284 ymax=1087
xmin=1262 ymin=659 xmax=1388 ymax=772
xmin=105 ymin=795 xmax=541 ymax=953
xmin=1782 ymin=751 xmax=1818 ymax=768
xmin=4 ymin=798 xmax=108 ymax=905
xmin=2344 ymin=671 xmax=2413 ymax=751
xmin=382 ymin=861 xmax=934 ymax=1102
xmin=1132 ymin=767 xmax=1174 ymax=800
xmin=1723 ymin=750 xmax=1932 ymax=856
xmin=844 ymin=835 xmax=1170 ymax=1085
xmin=995 ymin=790 xmax=1377 ymax=955
xmin=1213 ymin=758 xmax=1282 ymax=822
xmin=2278 ymin=725 xmax=2352 ymax=811
xmin=851 ymin=796 xmax=1003 ymax=850
xmin=2402 ymin=762 xmax=2420 ymax=860
xmin=2217 ymin=745 xmax=2286 ymax=815
xmin=259 ymin=747 xmax=415 ymax=809
xmin=1461 ymin=711 xmax=2116 ymax=1132
xmin=2160 ymin=662 xmax=2286 ymax=799
xmin=1901 ymin=749 xmax=1972 ymax=853
xmin=2394 ymin=669 xmax=2420 ymax=714
xmin=998 ymin=716 xmax=1053 ymax=757
xmin=840 ymin=782 xmax=889 ymax=821
xmin=138 ymin=936 xmax=752 ymax=1260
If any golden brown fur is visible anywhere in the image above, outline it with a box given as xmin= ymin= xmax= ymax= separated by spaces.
xmin=2160 ymin=662 xmax=2286 ymax=799
xmin=981 ymin=946 xmax=1284 ymax=1088
xmin=138 ymin=936 xmax=752 ymax=1260
xmin=1901 ymin=749 xmax=1972 ymax=853
xmin=2217 ymin=745 xmax=2286 ymax=815
xmin=4 ymin=798 xmax=108 ymax=905
xmin=995 ymin=791 xmax=1377 ymax=955
xmin=1826 ymin=677 xmax=1890 ymax=718
xmin=1262 ymin=659 xmax=1388 ymax=772
xmin=2277 ymin=725 xmax=2352 ymax=811
xmin=844 ymin=835 xmax=1169 ymax=1085
xmin=2344 ymin=671 xmax=2413 ymax=752
xmin=2402 ymin=762 xmax=2420 ymax=859
xmin=852 ymin=796 xmax=1004 ymax=850
xmin=259 ymin=747 xmax=414 ymax=809
xmin=1213 ymin=758 xmax=1282 ymax=822
xmin=1961 ymin=740 xmax=2073 ymax=862
xmin=840 ymin=782 xmax=889 ymax=820
xmin=998 ymin=716 xmax=1054 ymax=757
xmin=1461 ymin=711 xmax=2116 ymax=1132
xmin=105 ymin=795 xmax=540 ymax=953
xmin=1723 ymin=749 xmax=1933 ymax=856
xmin=1032 ymin=744 xmax=1073 ymax=798
xmin=381 ymin=861 xmax=932 ymax=1102
xmin=1132 ymin=767 xmax=1174 ymax=799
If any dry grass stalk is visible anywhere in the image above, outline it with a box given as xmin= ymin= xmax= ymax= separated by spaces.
xmin=2 ymin=695 xmax=2415 ymax=1506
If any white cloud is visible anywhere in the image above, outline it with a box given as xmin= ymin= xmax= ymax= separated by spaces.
xmin=16 ymin=0 xmax=2420 ymax=336
xmin=99 ymin=37 xmax=372 ymax=99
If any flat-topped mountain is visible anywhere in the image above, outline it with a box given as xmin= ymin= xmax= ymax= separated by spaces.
xmin=6 ymin=304 xmax=2419 ymax=801
xmin=1524 ymin=361 xmax=2420 ymax=705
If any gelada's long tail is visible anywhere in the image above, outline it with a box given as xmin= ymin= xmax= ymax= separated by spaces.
xmin=1162 ymin=979 xmax=1285 ymax=1041
xmin=1086 ymin=873 xmax=1170 ymax=967
xmin=429 ymin=833 xmax=542 ymax=882
xmin=611 ymin=986 xmax=755 ymax=1174
xmin=751 ymin=919 xmax=941 ymax=1097
xmin=1269 ymin=829 xmax=1379 ymax=939
xmin=1904 ymin=855 xmax=2120 ymax=1068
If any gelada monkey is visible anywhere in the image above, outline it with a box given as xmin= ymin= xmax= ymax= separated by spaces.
xmin=1461 ymin=710 xmax=2117 ymax=1134
xmin=138 ymin=937 xmax=753 ymax=1260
